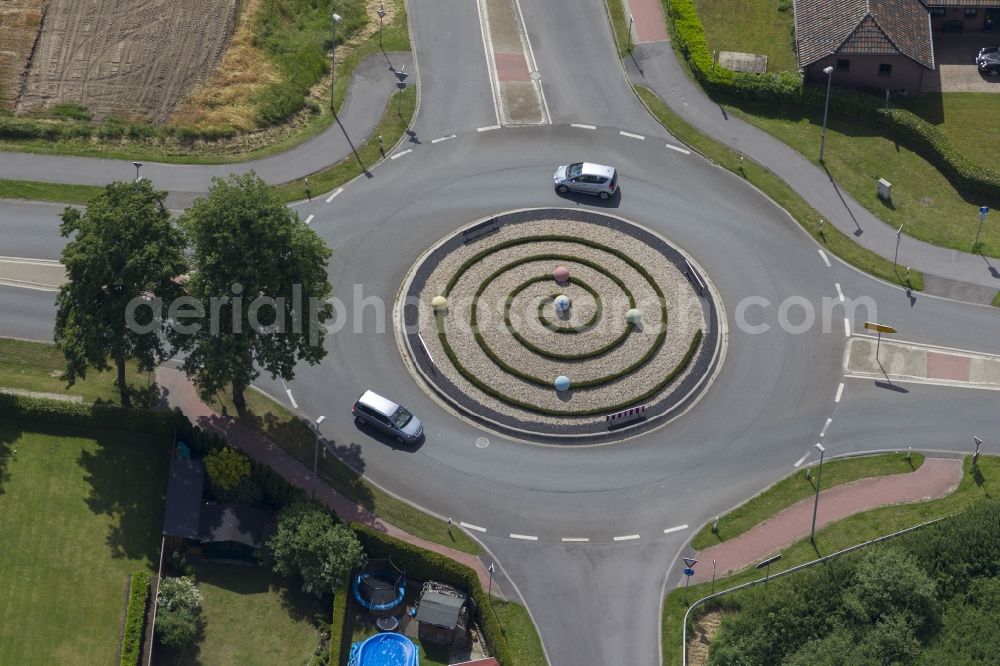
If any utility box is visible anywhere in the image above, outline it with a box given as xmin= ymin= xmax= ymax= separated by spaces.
xmin=877 ymin=178 xmax=892 ymax=202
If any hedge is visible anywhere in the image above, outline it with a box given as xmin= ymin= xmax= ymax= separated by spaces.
xmin=665 ymin=0 xmax=1000 ymax=201
xmin=351 ymin=525 xmax=516 ymax=666
xmin=329 ymin=583 xmax=352 ymax=666
xmin=120 ymin=571 xmax=150 ymax=666
xmin=0 ymin=393 xmax=179 ymax=433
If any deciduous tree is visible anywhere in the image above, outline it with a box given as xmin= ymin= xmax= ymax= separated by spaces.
xmin=268 ymin=501 xmax=364 ymax=596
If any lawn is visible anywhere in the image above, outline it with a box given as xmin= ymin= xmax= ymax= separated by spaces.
xmin=208 ymin=388 xmax=483 ymax=556
xmin=662 ymin=454 xmax=1000 ymax=666
xmin=165 ymin=562 xmax=327 ymax=666
xmin=691 ymin=452 xmax=925 ymax=549
xmin=726 ymin=101 xmax=1000 ymax=258
xmin=898 ymin=93 xmax=1000 ymax=169
xmin=693 ymin=0 xmax=798 ymax=73
xmin=0 ymin=337 xmax=154 ymax=405
xmin=0 ymin=421 xmax=169 ymax=665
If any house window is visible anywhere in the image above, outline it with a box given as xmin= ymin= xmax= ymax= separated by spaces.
xmin=878 ymin=63 xmax=893 ymax=77
xmin=930 ymin=8 xmax=945 ymax=17
xmin=837 ymin=59 xmax=850 ymax=72
xmin=965 ymin=8 xmax=977 ymax=17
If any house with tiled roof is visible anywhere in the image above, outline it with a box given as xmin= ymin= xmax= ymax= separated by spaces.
xmin=794 ymin=0 xmax=997 ymax=93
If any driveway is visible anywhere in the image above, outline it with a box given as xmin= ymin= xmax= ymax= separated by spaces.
xmin=922 ymin=33 xmax=1000 ymax=92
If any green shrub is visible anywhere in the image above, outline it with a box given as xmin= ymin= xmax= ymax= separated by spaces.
xmin=51 ymin=103 xmax=92 ymax=121
xmin=120 ymin=571 xmax=150 ymax=666
xmin=329 ymin=583 xmax=352 ymax=666
xmin=0 ymin=393 xmax=178 ymax=432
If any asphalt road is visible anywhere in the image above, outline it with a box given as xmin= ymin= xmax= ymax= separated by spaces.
xmin=1 ymin=1 xmax=998 ymax=664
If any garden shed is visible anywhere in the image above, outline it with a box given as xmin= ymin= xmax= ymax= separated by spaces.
xmin=415 ymin=582 xmax=470 ymax=645
xmin=197 ymin=503 xmax=272 ymax=564
xmin=162 ymin=458 xmax=205 ymax=544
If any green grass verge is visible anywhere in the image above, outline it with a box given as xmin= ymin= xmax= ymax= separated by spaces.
xmin=207 ymin=387 xmax=482 ymax=556
xmin=692 ymin=0 xmax=797 ymax=73
xmin=691 ymin=452 xmax=925 ymax=550
xmin=485 ymin=599 xmax=548 ymax=666
xmin=604 ymin=0 xmax=632 ymax=57
xmin=634 ymin=85 xmax=925 ymax=291
xmin=0 ymin=179 xmax=103 ymax=205
xmin=168 ymin=561 xmax=327 ymax=666
xmin=725 ymin=102 xmax=1000 ymax=259
xmin=662 ymin=454 xmax=1000 ymax=666
xmin=898 ymin=93 xmax=1000 ymax=170
xmin=0 ymin=337 xmax=157 ymax=405
xmin=0 ymin=422 xmax=168 ymax=666
xmin=275 ymin=86 xmax=416 ymax=203
xmin=993 ymin=290 xmax=1000 ymax=308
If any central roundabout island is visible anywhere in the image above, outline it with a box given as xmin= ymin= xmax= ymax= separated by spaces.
xmin=399 ymin=209 xmax=725 ymax=442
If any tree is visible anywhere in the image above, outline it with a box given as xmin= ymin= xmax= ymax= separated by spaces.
xmin=55 ymin=180 xmax=186 ymax=406
xmin=268 ymin=501 xmax=365 ymax=596
xmin=204 ymin=446 xmax=251 ymax=500
xmin=155 ymin=576 xmax=203 ymax=649
xmin=176 ymin=172 xmax=332 ymax=415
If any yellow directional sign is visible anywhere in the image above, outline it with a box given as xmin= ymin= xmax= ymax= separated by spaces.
xmin=864 ymin=322 xmax=897 ymax=334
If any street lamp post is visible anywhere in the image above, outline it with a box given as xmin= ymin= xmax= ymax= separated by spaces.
xmin=810 ymin=443 xmax=826 ymax=544
xmin=819 ymin=65 xmax=834 ymax=163
xmin=330 ymin=13 xmax=342 ymax=112
xmin=894 ymin=224 xmax=904 ymax=271
xmin=133 ymin=161 xmax=143 ymax=182
xmin=626 ymin=14 xmax=634 ymax=52
xmin=377 ymin=4 xmax=386 ymax=50
xmin=310 ymin=415 xmax=326 ymax=498
xmin=487 ymin=562 xmax=495 ymax=600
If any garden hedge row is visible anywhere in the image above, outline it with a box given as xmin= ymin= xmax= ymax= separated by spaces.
xmin=665 ymin=0 xmax=1000 ymax=200
xmin=351 ymin=524 xmax=516 ymax=666
xmin=329 ymin=583 xmax=352 ymax=666
xmin=119 ymin=571 xmax=150 ymax=666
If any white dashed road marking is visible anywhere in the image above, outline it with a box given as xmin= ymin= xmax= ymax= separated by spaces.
xmin=510 ymin=533 xmax=539 ymax=541
xmin=325 ymin=188 xmax=343 ymax=203
xmin=477 ymin=125 xmax=501 ymax=132
xmin=561 ymin=537 xmax=590 ymax=542
xmin=818 ymin=249 xmax=831 ymax=267
xmin=665 ymin=143 xmax=690 ymax=155
xmin=794 ymin=451 xmax=810 ymax=468
xmin=663 ymin=524 xmax=688 ymax=534
xmin=280 ymin=379 xmax=298 ymax=409
xmin=835 ymin=382 xmax=845 ymax=403
xmin=460 ymin=522 xmax=487 ymax=533
xmin=431 ymin=134 xmax=456 ymax=144
xmin=835 ymin=282 xmax=844 ymax=302
xmin=613 ymin=534 xmax=641 ymax=542
xmin=619 ymin=131 xmax=645 ymax=140
xmin=820 ymin=417 xmax=833 ymax=438
xmin=571 ymin=123 xmax=596 ymax=130
xmin=304 ymin=214 xmax=314 ymax=225
xmin=844 ymin=317 xmax=852 ymax=338
xmin=390 ymin=149 xmax=412 ymax=160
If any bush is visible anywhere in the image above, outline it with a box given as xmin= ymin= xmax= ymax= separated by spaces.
xmin=0 ymin=393 xmax=180 ymax=433
xmin=155 ymin=576 xmax=203 ymax=650
xmin=155 ymin=608 xmax=200 ymax=649
xmin=119 ymin=572 xmax=149 ymax=666
xmin=51 ymin=103 xmax=92 ymax=121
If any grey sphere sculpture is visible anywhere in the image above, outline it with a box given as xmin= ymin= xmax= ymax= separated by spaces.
xmin=626 ymin=308 xmax=642 ymax=325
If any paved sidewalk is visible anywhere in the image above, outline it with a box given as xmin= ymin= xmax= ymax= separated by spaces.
xmin=0 ymin=52 xmax=413 ymax=206
xmin=625 ymin=42 xmax=1000 ymax=302
xmin=155 ymin=366 xmax=503 ymax=598
xmin=687 ymin=457 xmax=963 ymax=583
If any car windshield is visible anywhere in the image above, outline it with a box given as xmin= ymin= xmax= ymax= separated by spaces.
xmin=567 ymin=163 xmax=583 ymax=178
xmin=390 ymin=406 xmax=412 ymax=428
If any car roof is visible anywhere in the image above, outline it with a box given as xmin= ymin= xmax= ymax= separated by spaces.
xmin=580 ymin=162 xmax=616 ymax=178
xmin=357 ymin=390 xmax=400 ymax=416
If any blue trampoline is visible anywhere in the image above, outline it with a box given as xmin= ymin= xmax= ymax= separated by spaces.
xmin=353 ymin=558 xmax=406 ymax=612
xmin=348 ymin=632 xmax=419 ymax=666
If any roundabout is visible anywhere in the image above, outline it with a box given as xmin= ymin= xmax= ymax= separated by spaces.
xmin=399 ymin=208 xmax=724 ymax=440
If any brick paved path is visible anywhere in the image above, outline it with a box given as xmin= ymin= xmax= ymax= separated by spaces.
xmin=688 ymin=458 xmax=963 ymax=583
xmin=156 ymin=367 xmax=503 ymax=598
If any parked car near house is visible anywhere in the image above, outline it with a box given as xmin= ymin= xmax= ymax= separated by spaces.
xmin=976 ymin=46 xmax=1000 ymax=77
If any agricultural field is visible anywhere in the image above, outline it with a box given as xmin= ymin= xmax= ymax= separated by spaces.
xmin=0 ymin=0 xmax=45 ymax=108
xmin=16 ymin=0 xmax=238 ymax=122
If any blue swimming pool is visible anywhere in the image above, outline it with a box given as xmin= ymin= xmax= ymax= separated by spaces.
xmin=347 ymin=632 xmax=419 ymax=666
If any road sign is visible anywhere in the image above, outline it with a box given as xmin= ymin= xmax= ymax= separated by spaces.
xmin=683 ymin=568 xmax=695 ymax=577
xmin=683 ymin=557 xmax=698 ymax=568
xmin=981 ymin=206 xmax=990 ymax=222
xmin=755 ymin=554 xmax=782 ymax=569
xmin=864 ymin=322 xmax=897 ymax=334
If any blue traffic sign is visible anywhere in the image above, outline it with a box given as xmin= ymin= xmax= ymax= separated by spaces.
xmin=981 ymin=206 xmax=990 ymax=221
xmin=683 ymin=568 xmax=695 ymax=576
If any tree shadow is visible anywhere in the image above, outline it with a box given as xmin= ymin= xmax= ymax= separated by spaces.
xmin=0 ymin=417 xmax=22 ymax=497
xmin=78 ymin=424 xmax=171 ymax=563
xmin=973 ymin=464 xmax=991 ymax=499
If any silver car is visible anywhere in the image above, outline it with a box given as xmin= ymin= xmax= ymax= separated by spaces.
xmin=352 ymin=390 xmax=423 ymax=443
xmin=553 ymin=162 xmax=619 ymax=200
